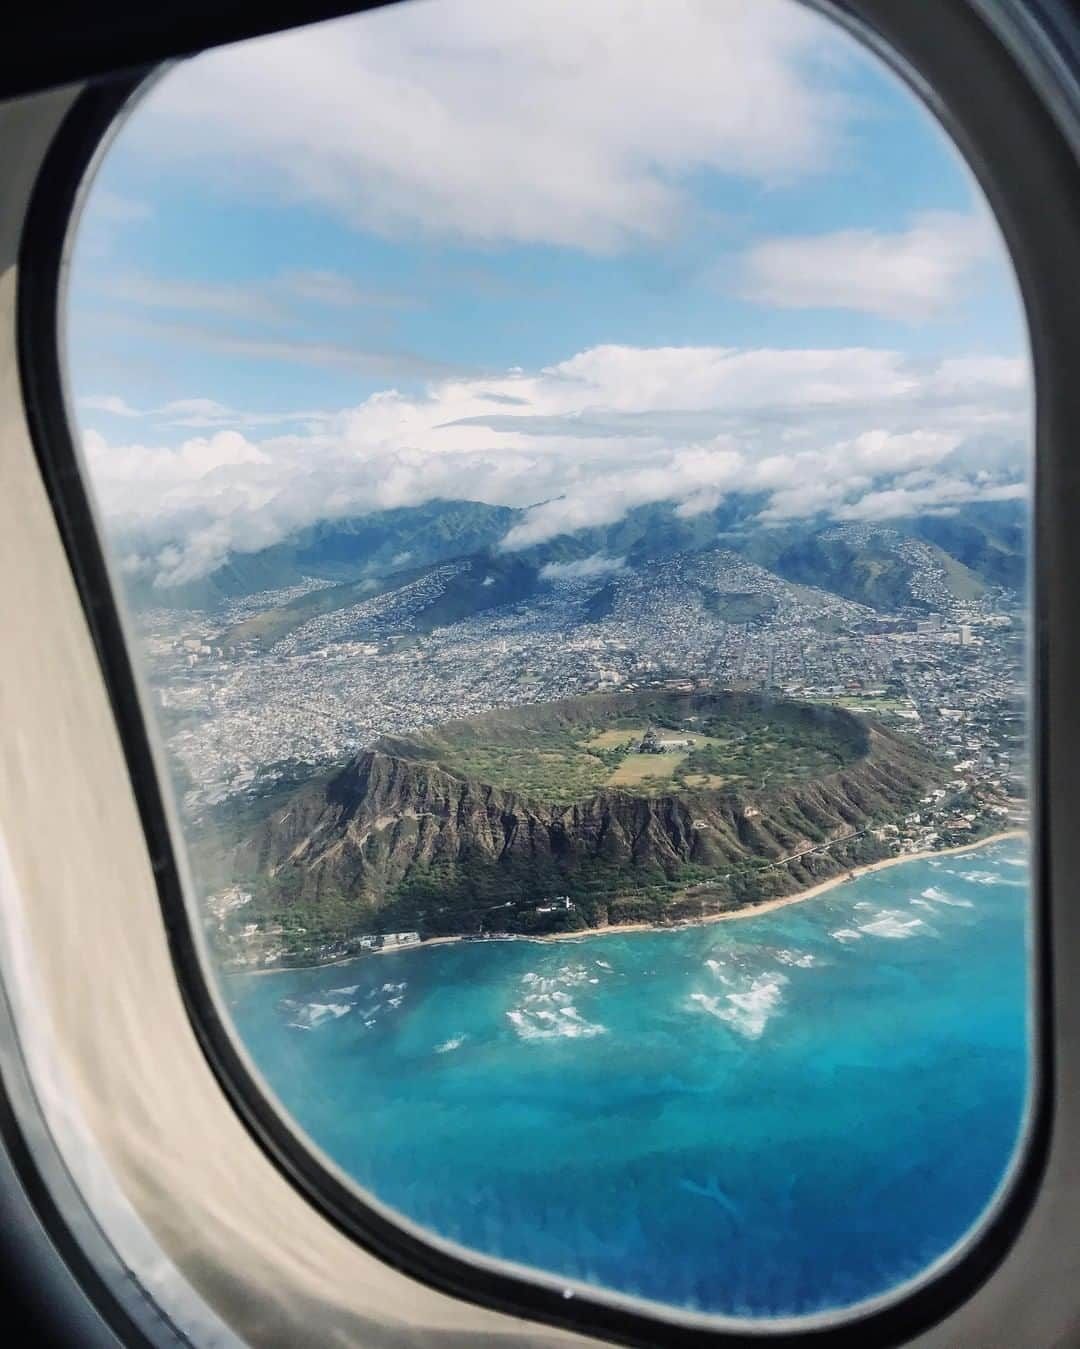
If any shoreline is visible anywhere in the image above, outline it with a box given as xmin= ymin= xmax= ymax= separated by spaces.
xmin=530 ymin=828 xmax=1026 ymax=943
xmin=234 ymin=829 xmax=1024 ymax=977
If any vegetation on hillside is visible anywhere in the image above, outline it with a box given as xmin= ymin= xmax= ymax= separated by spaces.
xmin=394 ymin=691 xmax=865 ymax=804
xmin=199 ymin=691 xmax=943 ymax=968
xmin=133 ymin=495 xmax=1024 ymax=615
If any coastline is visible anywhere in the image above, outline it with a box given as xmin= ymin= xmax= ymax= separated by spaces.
xmin=234 ymin=829 xmax=1025 ymax=977
xmin=530 ymin=828 xmax=1026 ymax=944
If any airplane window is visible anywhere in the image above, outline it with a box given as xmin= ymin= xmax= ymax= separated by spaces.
xmin=64 ymin=0 xmax=1033 ymax=1327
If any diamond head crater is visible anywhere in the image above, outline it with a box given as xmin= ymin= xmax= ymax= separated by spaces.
xmin=198 ymin=689 xmax=960 ymax=968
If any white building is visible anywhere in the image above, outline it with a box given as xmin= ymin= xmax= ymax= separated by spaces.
xmin=378 ymin=931 xmax=421 ymax=948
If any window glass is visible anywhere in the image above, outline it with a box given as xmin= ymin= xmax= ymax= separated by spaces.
xmin=67 ymin=0 xmax=1032 ymax=1322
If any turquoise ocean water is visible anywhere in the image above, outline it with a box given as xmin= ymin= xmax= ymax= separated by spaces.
xmin=225 ymin=837 xmax=1030 ymax=1319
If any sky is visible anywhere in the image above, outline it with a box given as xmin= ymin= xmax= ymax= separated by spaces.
xmin=67 ymin=0 xmax=1031 ymax=589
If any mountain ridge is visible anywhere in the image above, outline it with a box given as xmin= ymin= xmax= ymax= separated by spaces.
xmin=137 ymin=495 xmax=1026 ymax=615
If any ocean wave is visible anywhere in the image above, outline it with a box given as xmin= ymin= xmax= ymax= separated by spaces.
xmin=291 ymin=1001 xmax=353 ymax=1030
xmin=328 ymin=984 xmax=360 ymax=995
xmin=959 ymin=866 xmax=1025 ymax=888
xmin=595 ymin=960 xmax=613 ymax=970
xmin=920 ymin=886 xmax=974 ymax=909
xmin=520 ymin=988 xmax=570 ymax=1006
xmin=508 ymin=964 xmax=606 ymax=1040
xmin=521 ymin=965 xmax=594 ymax=993
xmin=860 ymin=910 xmax=928 ymax=939
xmin=435 ymin=1036 xmax=465 ymax=1053
xmin=381 ymin=981 xmax=407 ymax=994
xmin=830 ymin=928 xmax=863 ymax=943
xmin=689 ymin=972 xmax=787 ymax=1039
xmin=774 ymin=949 xmax=815 ymax=968
xmin=506 ymin=1006 xmax=606 ymax=1040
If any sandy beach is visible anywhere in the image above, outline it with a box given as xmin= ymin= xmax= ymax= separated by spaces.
xmin=237 ymin=829 xmax=1025 ymax=974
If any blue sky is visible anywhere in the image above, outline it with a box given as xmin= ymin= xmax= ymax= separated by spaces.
xmin=67 ymin=0 xmax=1030 ymax=586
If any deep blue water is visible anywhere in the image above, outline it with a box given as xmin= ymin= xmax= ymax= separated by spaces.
xmin=225 ymin=838 xmax=1030 ymax=1319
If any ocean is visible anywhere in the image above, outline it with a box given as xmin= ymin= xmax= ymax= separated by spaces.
xmin=224 ymin=837 xmax=1030 ymax=1320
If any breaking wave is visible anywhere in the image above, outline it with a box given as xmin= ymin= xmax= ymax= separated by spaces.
xmin=689 ymin=972 xmax=788 ymax=1040
xmin=859 ymin=911 xmax=928 ymax=939
xmin=921 ymin=886 xmax=974 ymax=909
xmin=286 ymin=1001 xmax=352 ymax=1030
xmin=507 ymin=964 xmax=607 ymax=1041
xmin=774 ymin=948 xmax=816 ymax=968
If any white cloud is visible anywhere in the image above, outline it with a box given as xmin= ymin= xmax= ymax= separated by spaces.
xmin=120 ymin=0 xmax=851 ymax=252
xmin=79 ymin=394 xmax=330 ymax=430
xmin=80 ymin=394 xmax=142 ymax=417
xmin=80 ymin=341 xmax=1030 ymax=588
xmin=736 ymin=212 xmax=995 ymax=320
xmin=159 ymin=398 xmax=240 ymax=421
xmin=540 ymin=554 xmax=627 ymax=581
xmin=156 ymin=399 xmax=334 ymax=429
xmin=834 ymin=475 xmax=1027 ymax=521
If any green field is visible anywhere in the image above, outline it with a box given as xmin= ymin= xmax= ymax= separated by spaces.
xmin=388 ymin=691 xmax=867 ymax=805
xmin=607 ymin=752 xmax=687 ymax=787
xmin=584 ymin=727 xmax=647 ymax=749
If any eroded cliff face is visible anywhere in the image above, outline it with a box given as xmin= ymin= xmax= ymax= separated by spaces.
xmin=233 ymin=722 xmax=938 ymax=915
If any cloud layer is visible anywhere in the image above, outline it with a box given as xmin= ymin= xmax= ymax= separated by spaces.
xmin=540 ymin=554 xmax=628 ymax=581
xmin=736 ymin=212 xmax=995 ymax=321
xmin=82 ymin=341 xmax=1030 ymax=587
xmin=126 ymin=0 xmax=849 ymax=252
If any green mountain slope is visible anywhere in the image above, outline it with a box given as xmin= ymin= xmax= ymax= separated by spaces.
xmin=129 ymin=500 xmax=518 ymax=610
xmin=223 ymin=551 xmax=540 ymax=649
xmin=136 ymin=494 xmax=1026 ymax=615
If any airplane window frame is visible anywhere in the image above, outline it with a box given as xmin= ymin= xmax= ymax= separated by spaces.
xmin=14 ymin=0 xmax=1080 ymax=1343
